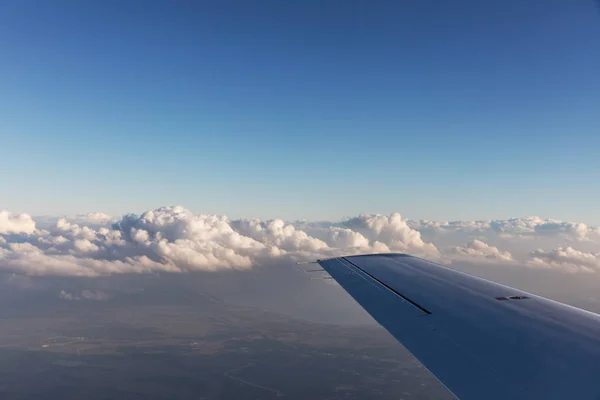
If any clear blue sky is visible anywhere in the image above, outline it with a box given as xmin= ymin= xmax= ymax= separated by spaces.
xmin=1 ymin=0 xmax=599 ymax=222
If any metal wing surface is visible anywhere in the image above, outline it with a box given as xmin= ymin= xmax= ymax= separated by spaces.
xmin=317 ymin=254 xmax=600 ymax=400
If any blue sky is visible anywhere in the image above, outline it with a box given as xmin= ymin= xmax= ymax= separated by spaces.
xmin=1 ymin=0 xmax=599 ymax=222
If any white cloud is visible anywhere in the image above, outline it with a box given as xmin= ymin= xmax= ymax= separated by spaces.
xmin=325 ymin=227 xmax=370 ymax=249
xmin=533 ymin=221 xmax=591 ymax=241
xmin=1 ymin=206 xmax=600 ymax=276
xmin=450 ymin=240 xmax=513 ymax=261
xmin=529 ymin=247 xmax=600 ymax=273
xmin=34 ymin=212 xmax=114 ymax=227
xmin=73 ymin=212 xmax=113 ymax=224
xmin=59 ymin=290 xmax=75 ymax=300
xmin=58 ymin=289 xmax=109 ymax=301
xmin=342 ymin=213 xmax=439 ymax=255
xmin=231 ymin=218 xmax=328 ymax=253
xmin=0 ymin=211 xmax=36 ymax=234
xmin=411 ymin=216 xmax=600 ymax=242
xmin=0 ymin=206 xmax=440 ymax=276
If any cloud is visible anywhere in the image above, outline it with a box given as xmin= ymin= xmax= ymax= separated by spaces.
xmin=528 ymin=247 xmax=600 ymax=273
xmin=67 ymin=212 xmax=114 ymax=226
xmin=33 ymin=213 xmax=114 ymax=231
xmin=59 ymin=290 xmax=76 ymax=300
xmin=410 ymin=216 xmax=600 ymax=242
xmin=1 ymin=206 xmax=599 ymax=276
xmin=0 ymin=206 xmax=442 ymax=277
xmin=58 ymin=289 xmax=109 ymax=301
xmin=230 ymin=218 xmax=328 ymax=253
xmin=533 ymin=221 xmax=592 ymax=241
xmin=450 ymin=240 xmax=513 ymax=261
xmin=0 ymin=211 xmax=36 ymax=234
xmin=342 ymin=213 xmax=439 ymax=255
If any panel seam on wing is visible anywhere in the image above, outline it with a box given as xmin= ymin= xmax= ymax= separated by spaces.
xmin=340 ymin=257 xmax=432 ymax=315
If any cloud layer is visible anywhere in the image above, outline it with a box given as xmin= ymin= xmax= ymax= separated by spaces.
xmin=1 ymin=206 xmax=599 ymax=276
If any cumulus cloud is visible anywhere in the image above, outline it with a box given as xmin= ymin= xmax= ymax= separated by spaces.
xmin=533 ymin=221 xmax=592 ymax=241
xmin=529 ymin=247 xmax=600 ymax=273
xmin=1 ymin=206 xmax=599 ymax=276
xmin=450 ymin=240 xmax=513 ymax=262
xmin=230 ymin=218 xmax=328 ymax=253
xmin=0 ymin=211 xmax=36 ymax=234
xmin=342 ymin=213 xmax=439 ymax=255
xmin=0 ymin=207 xmax=439 ymax=277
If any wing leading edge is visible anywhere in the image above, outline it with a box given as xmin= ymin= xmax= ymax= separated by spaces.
xmin=317 ymin=254 xmax=600 ymax=400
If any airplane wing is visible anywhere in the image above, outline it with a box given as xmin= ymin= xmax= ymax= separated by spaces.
xmin=317 ymin=254 xmax=600 ymax=400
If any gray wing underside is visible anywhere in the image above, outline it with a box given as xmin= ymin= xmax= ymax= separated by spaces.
xmin=317 ymin=254 xmax=600 ymax=400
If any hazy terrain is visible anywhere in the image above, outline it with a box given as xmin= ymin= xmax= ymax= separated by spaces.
xmin=0 ymin=270 xmax=453 ymax=400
